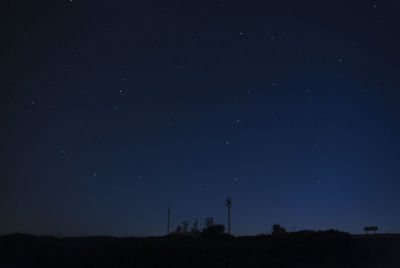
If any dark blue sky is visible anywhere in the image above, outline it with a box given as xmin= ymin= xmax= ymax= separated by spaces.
xmin=1 ymin=0 xmax=400 ymax=236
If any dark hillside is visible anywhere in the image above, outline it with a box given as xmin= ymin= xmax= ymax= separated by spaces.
xmin=0 ymin=231 xmax=368 ymax=267
xmin=354 ymin=234 xmax=400 ymax=267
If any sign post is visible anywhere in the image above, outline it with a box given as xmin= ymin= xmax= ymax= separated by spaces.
xmin=364 ymin=226 xmax=378 ymax=234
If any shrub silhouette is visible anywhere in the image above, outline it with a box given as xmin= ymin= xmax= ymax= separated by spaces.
xmin=271 ymin=224 xmax=286 ymax=235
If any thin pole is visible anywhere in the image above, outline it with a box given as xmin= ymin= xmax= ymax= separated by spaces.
xmin=228 ymin=205 xmax=231 ymax=234
xmin=225 ymin=198 xmax=231 ymax=234
xmin=167 ymin=208 xmax=171 ymax=234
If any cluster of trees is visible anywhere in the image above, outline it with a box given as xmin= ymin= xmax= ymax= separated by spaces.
xmin=271 ymin=224 xmax=286 ymax=235
xmin=173 ymin=221 xmax=287 ymax=236
xmin=173 ymin=218 xmax=226 ymax=235
xmin=174 ymin=219 xmax=200 ymax=233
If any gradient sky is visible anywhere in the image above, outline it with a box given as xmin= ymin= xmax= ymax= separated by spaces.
xmin=1 ymin=0 xmax=400 ymax=236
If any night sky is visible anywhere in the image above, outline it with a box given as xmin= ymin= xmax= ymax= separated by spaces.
xmin=1 ymin=0 xmax=400 ymax=236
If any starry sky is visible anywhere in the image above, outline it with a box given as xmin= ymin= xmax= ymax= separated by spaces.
xmin=1 ymin=0 xmax=400 ymax=236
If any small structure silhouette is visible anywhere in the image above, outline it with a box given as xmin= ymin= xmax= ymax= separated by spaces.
xmin=203 ymin=224 xmax=225 ymax=234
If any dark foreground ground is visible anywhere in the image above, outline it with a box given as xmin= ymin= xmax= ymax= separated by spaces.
xmin=1 ymin=231 xmax=400 ymax=267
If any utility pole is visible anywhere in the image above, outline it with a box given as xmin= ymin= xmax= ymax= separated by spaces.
xmin=225 ymin=198 xmax=231 ymax=234
xmin=167 ymin=208 xmax=171 ymax=234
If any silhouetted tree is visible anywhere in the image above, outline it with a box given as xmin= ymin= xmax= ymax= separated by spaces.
xmin=175 ymin=225 xmax=182 ymax=233
xmin=191 ymin=219 xmax=199 ymax=233
xmin=182 ymin=221 xmax=189 ymax=232
xmin=271 ymin=224 xmax=286 ymax=235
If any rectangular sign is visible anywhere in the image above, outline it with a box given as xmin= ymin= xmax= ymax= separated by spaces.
xmin=364 ymin=226 xmax=378 ymax=231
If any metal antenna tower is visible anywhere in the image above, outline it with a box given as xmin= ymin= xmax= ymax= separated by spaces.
xmin=225 ymin=198 xmax=232 ymax=234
